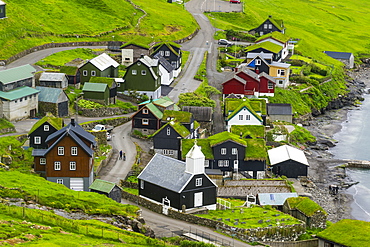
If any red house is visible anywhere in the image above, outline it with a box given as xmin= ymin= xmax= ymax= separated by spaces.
xmin=222 ymin=68 xmax=275 ymax=98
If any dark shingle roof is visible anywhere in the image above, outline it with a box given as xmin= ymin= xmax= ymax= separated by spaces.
xmin=138 ymin=154 xmax=192 ymax=193
xmin=36 ymin=86 xmax=65 ymax=103
xmin=154 ymin=54 xmax=174 ymax=73
xmin=267 ymin=103 xmax=292 ymax=115
xmin=324 ymin=51 xmax=353 ymax=60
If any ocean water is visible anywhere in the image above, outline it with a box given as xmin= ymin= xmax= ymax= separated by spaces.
xmin=330 ymin=93 xmax=370 ymax=221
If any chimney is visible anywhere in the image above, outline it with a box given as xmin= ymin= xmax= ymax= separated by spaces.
xmin=185 ymin=142 xmax=205 ymax=175
xmin=140 ymin=54 xmax=144 ymax=58
xmin=255 ymin=67 xmax=260 ymax=74
xmin=71 ymin=119 xmax=75 ymax=126
xmin=269 ymin=15 xmax=272 ymax=18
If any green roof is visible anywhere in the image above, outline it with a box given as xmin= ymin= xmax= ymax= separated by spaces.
xmin=230 ymin=125 xmax=265 ymax=138
xmin=162 ymin=110 xmax=192 ymax=123
xmin=89 ymin=77 xmax=115 ymax=87
xmin=226 ymin=102 xmax=262 ymax=122
xmin=194 ymin=120 xmax=200 ymax=130
xmin=0 ymin=64 xmax=36 ymax=85
xmin=152 ymin=42 xmax=180 ymax=56
xmin=250 ymin=99 xmax=267 ymax=115
xmin=245 ymin=41 xmax=282 ymax=54
xmin=317 ymin=219 xmax=370 ymax=246
xmin=225 ymin=98 xmax=266 ymax=116
xmin=208 ymin=131 xmax=247 ymax=147
xmin=245 ymin=138 xmax=267 ymax=160
xmin=145 ymin=102 xmax=164 ymax=119
xmin=59 ymin=66 xmax=78 ymax=75
xmin=268 ymin=17 xmax=284 ymax=31
xmin=154 ymin=121 xmax=190 ymax=138
xmin=287 ymin=197 xmax=326 ymax=217
xmin=28 ymin=113 xmax=64 ymax=135
xmin=181 ymin=139 xmax=213 ymax=160
xmin=0 ymin=86 xmax=39 ymax=101
xmin=153 ymin=96 xmax=175 ymax=108
xmin=256 ymin=31 xmax=290 ymax=43
xmin=89 ymin=179 xmax=117 ymax=193
xmin=82 ymin=82 xmax=107 ymax=92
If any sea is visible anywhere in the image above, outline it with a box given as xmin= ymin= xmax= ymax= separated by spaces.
xmin=330 ymin=93 xmax=370 ymax=221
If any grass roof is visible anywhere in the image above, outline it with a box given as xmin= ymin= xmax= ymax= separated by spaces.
xmin=287 ymin=197 xmax=327 ymax=217
xmin=162 ymin=110 xmax=192 ymax=123
xmin=153 ymin=121 xmax=190 ymax=138
xmin=245 ymin=138 xmax=267 ymax=161
xmin=250 ymin=99 xmax=267 ymax=115
xmin=28 ymin=114 xmax=63 ymax=135
xmin=89 ymin=77 xmax=115 ymax=87
xmin=59 ymin=66 xmax=78 ymax=75
xmin=181 ymin=139 xmax=213 ymax=160
xmin=227 ymin=102 xmax=262 ymax=122
xmin=230 ymin=125 xmax=265 ymax=138
xmin=120 ymin=42 xmax=150 ymax=49
xmin=208 ymin=131 xmax=247 ymax=147
xmin=245 ymin=41 xmax=282 ymax=54
xmin=317 ymin=219 xmax=370 ymax=246
xmin=256 ymin=31 xmax=290 ymax=43
xmin=268 ymin=17 xmax=284 ymax=31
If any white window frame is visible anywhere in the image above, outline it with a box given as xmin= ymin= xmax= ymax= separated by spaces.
xmin=195 ymin=178 xmax=202 ymax=187
xmin=71 ymin=147 xmax=78 ymax=156
xmin=34 ymin=136 xmax=41 ymax=144
xmin=167 ymin=127 xmax=170 ymax=136
xmin=224 ymin=160 xmax=229 ymax=167
xmin=160 ymin=51 xmax=164 ymax=56
xmin=83 ymin=70 xmax=88 ymax=76
xmin=165 ymin=51 xmax=170 ymax=57
xmin=140 ymin=180 xmax=144 ymax=189
xmin=40 ymin=158 xmax=46 ymax=165
xmin=163 ymin=149 xmax=174 ymax=155
xmin=221 ymin=148 xmax=226 ymax=155
xmin=264 ymin=24 xmax=268 ymax=29
xmin=239 ymin=115 xmax=243 ymax=120
xmin=70 ymin=161 xmax=76 ymax=171
xmin=268 ymin=24 xmax=272 ymax=29
xmin=278 ymin=69 xmax=285 ymax=76
xmin=54 ymin=161 xmax=61 ymax=170
xmin=57 ymin=179 xmax=63 ymax=184
xmin=255 ymin=59 xmax=261 ymax=65
xmin=143 ymin=108 xmax=148 ymax=114
xmin=58 ymin=147 xmax=64 ymax=156
xmin=117 ymin=83 xmax=121 ymax=87
xmin=232 ymin=148 xmax=237 ymax=155
xmin=218 ymin=160 xmax=224 ymax=167
xmin=246 ymin=115 xmax=251 ymax=120
xmin=141 ymin=70 xmax=146 ymax=75
xmin=268 ymin=82 xmax=274 ymax=89
xmin=204 ymin=160 xmax=209 ymax=167
xmin=132 ymin=69 xmax=137 ymax=75
xmin=44 ymin=125 xmax=49 ymax=131
xmin=91 ymin=70 xmax=96 ymax=76
xmin=142 ymin=119 xmax=149 ymax=125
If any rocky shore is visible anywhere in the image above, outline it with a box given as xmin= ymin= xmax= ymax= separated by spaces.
xmin=298 ymin=63 xmax=370 ymax=222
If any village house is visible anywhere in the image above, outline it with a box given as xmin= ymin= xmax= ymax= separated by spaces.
xmin=138 ymin=144 xmax=217 ymax=212
xmin=255 ymin=31 xmax=293 ymax=60
xmin=249 ymin=15 xmax=285 ymax=36
xmin=324 ymin=51 xmax=354 ymax=69
xmin=121 ymin=42 xmax=150 ymax=67
xmin=32 ymin=119 xmax=97 ymax=191
xmin=36 ymin=86 xmax=69 ymax=117
xmin=266 ymin=103 xmax=293 ymax=123
xmin=79 ymin=53 xmax=119 ymax=83
xmin=39 ymin=72 xmax=68 ymax=89
xmin=60 ymin=58 xmax=85 ymax=87
xmin=150 ymin=42 xmax=182 ymax=77
xmin=182 ymin=105 xmax=213 ymax=135
xmin=154 ymin=54 xmax=175 ymax=86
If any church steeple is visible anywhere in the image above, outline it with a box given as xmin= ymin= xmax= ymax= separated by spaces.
xmin=185 ymin=141 xmax=205 ymax=174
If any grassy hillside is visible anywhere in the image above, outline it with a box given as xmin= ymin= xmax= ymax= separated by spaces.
xmin=0 ymin=0 xmax=197 ymax=59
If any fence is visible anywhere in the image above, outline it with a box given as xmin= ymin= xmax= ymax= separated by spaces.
xmin=217 ymin=198 xmax=231 ymax=210
xmin=182 ymin=227 xmax=232 ymax=247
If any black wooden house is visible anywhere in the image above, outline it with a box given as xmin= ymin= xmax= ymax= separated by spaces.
xmin=150 ymin=42 xmax=182 ymax=77
xmin=249 ymin=15 xmax=285 ymax=36
xmin=28 ymin=114 xmax=64 ymax=149
xmin=138 ymin=144 xmax=217 ymax=212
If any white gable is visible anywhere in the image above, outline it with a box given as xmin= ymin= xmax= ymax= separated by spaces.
xmin=268 ymin=145 xmax=309 ymax=166
xmin=90 ymin=53 xmax=119 ymax=71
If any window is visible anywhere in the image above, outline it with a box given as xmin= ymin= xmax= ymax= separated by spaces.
xmin=204 ymin=160 xmax=209 ymax=167
xmin=54 ymin=161 xmax=61 ymax=170
xmin=278 ymin=80 xmax=284 ymax=85
xmin=141 ymin=70 xmax=146 ymax=75
xmin=15 ymin=100 xmax=17 ymax=103
xmin=263 ymin=24 xmax=268 ymax=29
xmin=34 ymin=136 xmax=41 ymax=144
xmin=160 ymin=51 xmax=164 ymax=56
xmin=57 ymin=179 xmax=63 ymax=184
xmin=167 ymin=127 xmax=171 ymax=135
xmin=278 ymin=69 xmax=285 ymax=76
xmin=58 ymin=147 xmax=64 ymax=156
xmin=255 ymin=59 xmax=261 ymax=65
xmin=232 ymin=148 xmax=237 ymax=155
xmin=137 ymin=62 xmax=141 ymax=66
xmin=70 ymin=161 xmax=76 ymax=170
xmin=20 ymin=98 xmax=23 ymax=102
xmin=218 ymin=160 xmax=224 ymax=167
xmin=239 ymin=115 xmax=243 ymax=120
xmin=268 ymin=24 xmax=272 ymax=29
xmin=143 ymin=109 xmax=148 ymax=114
xmin=83 ymin=70 xmax=88 ymax=76
xmin=40 ymin=158 xmax=46 ymax=165
xmin=125 ymin=57 xmax=130 ymax=61
xmin=117 ymin=83 xmax=120 ymax=87
xmin=91 ymin=71 xmax=96 ymax=76
xmin=44 ymin=125 xmax=49 ymax=131
xmin=268 ymin=82 xmax=274 ymax=89
xmin=142 ymin=119 xmax=149 ymax=125
xmin=163 ymin=149 xmax=174 ymax=155
xmin=171 ymin=61 xmax=176 ymax=67
xmin=140 ymin=180 xmax=144 ymax=189
xmin=221 ymin=148 xmax=226 ymax=155
xmin=195 ymin=178 xmax=202 ymax=187
xmin=165 ymin=51 xmax=170 ymax=57
xmin=71 ymin=147 xmax=78 ymax=156
xmin=132 ymin=70 xmax=137 ymax=75
xmin=246 ymin=115 xmax=251 ymax=120
xmin=224 ymin=160 xmax=229 ymax=167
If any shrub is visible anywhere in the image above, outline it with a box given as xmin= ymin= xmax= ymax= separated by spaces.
xmin=77 ymin=99 xmax=103 ymax=109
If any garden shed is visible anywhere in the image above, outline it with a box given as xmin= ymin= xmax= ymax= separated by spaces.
xmin=324 ymin=51 xmax=354 ymax=69
xmin=89 ymin=179 xmax=122 ymax=203
xmin=36 ymin=86 xmax=69 ymax=117
xmin=82 ymin=82 xmax=109 ymax=105
xmin=257 ymin=192 xmax=297 ymax=210
xmin=39 ymin=72 xmax=68 ymax=89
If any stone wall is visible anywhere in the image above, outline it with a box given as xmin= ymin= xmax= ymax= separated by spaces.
xmin=0 ymin=127 xmax=16 ymax=135
xmin=90 ymin=131 xmax=107 ymax=146
xmin=263 ymin=239 xmax=319 ymax=247
xmin=38 ymin=102 xmax=58 ymax=117
xmin=78 ymin=106 xmax=129 ymax=117
xmin=80 ymin=116 xmax=130 ymax=130
xmin=121 ymin=191 xmax=162 ymax=214
xmin=96 ymin=148 xmax=113 ymax=174
xmin=283 ymin=207 xmax=326 ymax=229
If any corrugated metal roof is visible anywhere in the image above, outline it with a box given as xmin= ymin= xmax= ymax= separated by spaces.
xmin=258 ymin=193 xmax=298 ymax=206
xmin=154 ymin=54 xmax=174 ymax=73
xmin=268 ymin=145 xmax=309 ymax=166
xmin=36 ymin=86 xmax=64 ymax=103
xmin=89 ymin=179 xmax=117 ymax=193
xmin=39 ymin=72 xmax=66 ymax=82
xmin=138 ymin=154 xmax=192 ymax=193
xmin=267 ymin=103 xmax=292 ymax=115
xmin=32 ymin=149 xmax=47 ymax=157
xmin=270 ymin=61 xmax=291 ymax=69
xmin=324 ymin=51 xmax=353 ymax=60
xmin=0 ymin=64 xmax=36 ymax=85
xmin=82 ymin=82 xmax=107 ymax=92
xmin=89 ymin=53 xmax=119 ymax=71
xmin=0 ymin=86 xmax=39 ymax=101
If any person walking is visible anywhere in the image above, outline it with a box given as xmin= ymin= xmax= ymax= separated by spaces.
xmin=123 ymin=152 xmax=126 ymax=161
xmin=119 ymin=150 xmax=123 ymax=160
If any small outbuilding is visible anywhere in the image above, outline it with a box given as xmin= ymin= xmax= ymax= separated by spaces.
xmin=267 ymin=103 xmax=293 ymax=123
xmin=257 ymin=192 xmax=297 ymax=210
xmin=268 ymin=145 xmax=309 ymax=178
xmin=324 ymin=51 xmax=354 ymax=69
xmin=82 ymin=82 xmax=109 ymax=105
xmin=39 ymin=72 xmax=68 ymax=89
xmin=89 ymin=179 xmax=123 ymax=203
xmin=36 ymin=86 xmax=69 ymax=117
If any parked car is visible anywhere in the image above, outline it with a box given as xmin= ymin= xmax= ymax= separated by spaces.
xmin=92 ymin=124 xmax=113 ymax=133
xmin=230 ymin=0 xmax=241 ymax=3
xmin=106 ymin=132 xmax=112 ymax=141
xmin=218 ymin=39 xmax=234 ymax=46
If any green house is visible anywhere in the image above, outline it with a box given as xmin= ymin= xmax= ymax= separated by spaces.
xmin=82 ymin=82 xmax=109 ymax=105
xmin=119 ymin=55 xmax=162 ymax=99
xmin=79 ymin=53 xmax=119 ymax=84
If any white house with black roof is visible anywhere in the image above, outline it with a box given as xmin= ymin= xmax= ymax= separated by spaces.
xmin=153 ymin=54 xmax=174 ymax=86
xmin=138 ymin=144 xmax=217 ymax=212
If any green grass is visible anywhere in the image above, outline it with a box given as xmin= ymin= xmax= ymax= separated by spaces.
xmin=0 ymin=0 xmax=198 ymax=60
xmin=195 ymin=206 xmax=301 ymax=229
xmin=35 ymin=48 xmax=98 ymax=67
xmin=123 ymin=187 xmax=139 ymax=195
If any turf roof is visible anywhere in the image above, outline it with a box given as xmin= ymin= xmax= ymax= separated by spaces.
xmin=28 ymin=113 xmax=63 ymax=135
xmin=268 ymin=17 xmax=284 ymax=31
xmin=245 ymin=138 xmax=267 ymax=161
xmin=226 ymin=102 xmax=262 ymax=122
xmin=162 ymin=110 xmax=192 ymax=123
xmin=153 ymin=121 xmax=190 ymax=138
xmin=181 ymin=139 xmax=213 ymax=160
xmin=287 ymin=197 xmax=326 ymax=217
xmin=59 ymin=66 xmax=78 ymax=75
xmin=245 ymin=41 xmax=282 ymax=54
xmin=144 ymin=103 xmax=164 ymax=119
xmin=152 ymin=42 xmax=181 ymax=56
xmin=230 ymin=125 xmax=265 ymax=138
xmin=89 ymin=77 xmax=115 ymax=87
xmin=256 ymin=31 xmax=290 ymax=43
xmin=120 ymin=42 xmax=150 ymax=49
xmin=317 ymin=219 xmax=370 ymax=246
xmin=208 ymin=131 xmax=247 ymax=147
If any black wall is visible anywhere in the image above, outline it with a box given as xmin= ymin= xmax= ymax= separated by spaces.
xmin=29 ymin=123 xmax=58 ymax=149
xmin=272 ymin=160 xmax=308 ymax=178
xmin=133 ymin=109 xmax=160 ymax=130
xmin=58 ymin=101 xmax=69 ymax=117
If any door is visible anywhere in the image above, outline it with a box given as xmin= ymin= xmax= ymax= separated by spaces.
xmin=194 ymin=192 xmax=203 ymax=207
xmin=70 ymin=178 xmax=84 ymax=191
xmin=233 ymin=160 xmax=239 ymax=172
xmin=162 ymin=197 xmax=170 ymax=215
